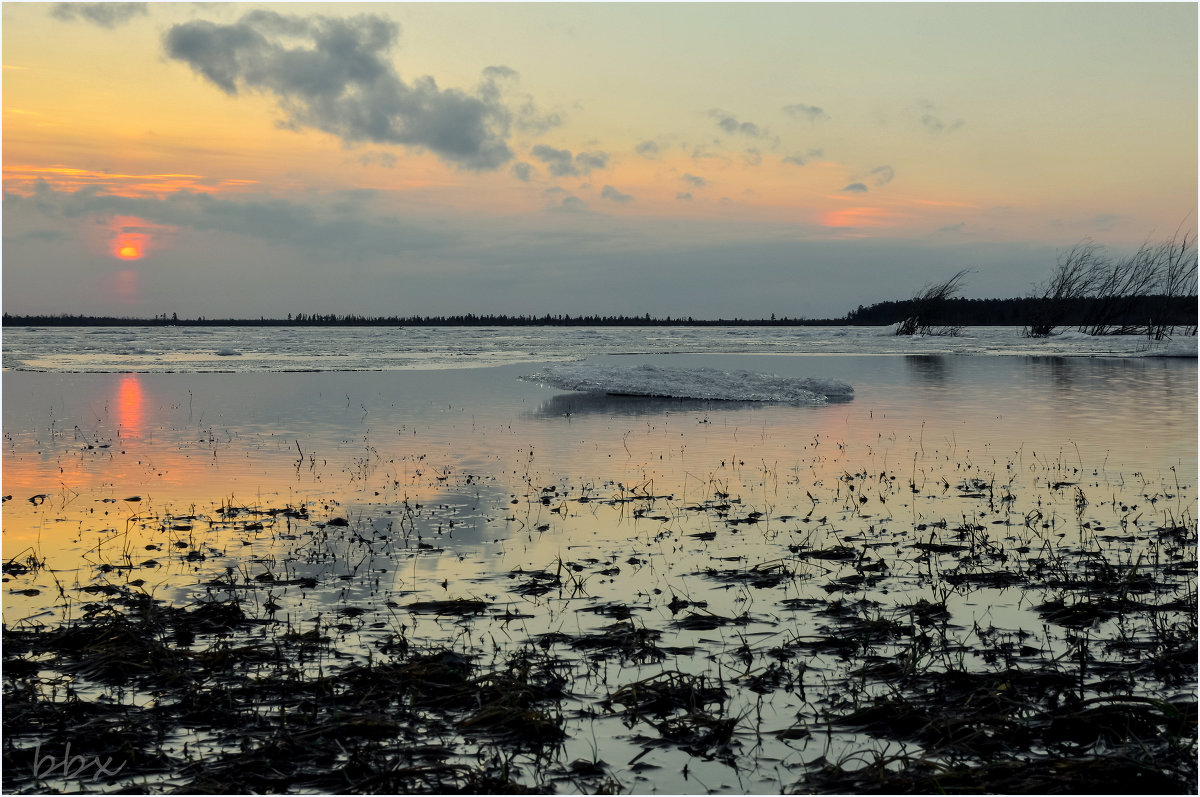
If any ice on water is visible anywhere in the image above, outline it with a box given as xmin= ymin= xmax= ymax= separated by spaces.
xmin=521 ymin=362 xmax=854 ymax=404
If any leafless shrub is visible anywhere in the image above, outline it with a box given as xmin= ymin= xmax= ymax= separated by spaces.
xmin=895 ymin=269 xmax=970 ymax=336
xmin=1025 ymin=230 xmax=1197 ymax=338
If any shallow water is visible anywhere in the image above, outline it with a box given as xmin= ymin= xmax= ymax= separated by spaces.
xmin=2 ymin=345 xmax=1196 ymax=793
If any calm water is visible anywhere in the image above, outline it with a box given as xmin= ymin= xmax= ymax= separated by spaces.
xmin=2 ymin=329 xmax=1196 ymax=792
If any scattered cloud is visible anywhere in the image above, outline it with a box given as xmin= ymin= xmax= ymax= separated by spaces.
xmin=635 ymin=140 xmax=660 ymax=158
xmin=937 ymin=222 xmax=966 ymax=234
xmin=676 ymin=192 xmax=693 ymax=201
xmin=530 ymin=145 xmax=576 ymax=176
xmin=512 ymin=162 xmax=534 ymax=182
xmin=743 ymin=148 xmax=762 ymax=167
xmin=600 ymin=185 xmax=633 ymax=203
xmin=870 ymin=165 xmax=895 ymax=187
xmin=554 ymin=195 xmax=588 ymax=212
xmin=920 ymin=112 xmax=964 ymax=134
xmin=841 ymin=182 xmax=869 ymax=193
xmin=682 ymin=173 xmax=708 ymax=188
xmin=575 ymin=151 xmax=609 ymax=173
xmin=51 ymin=2 xmax=147 ymax=28
xmin=709 ymin=110 xmax=764 ymax=137
xmin=783 ymin=148 xmax=825 ymax=167
xmin=529 ymin=145 xmax=608 ymax=177
xmin=782 ymin=103 xmax=828 ymax=122
xmin=164 ymin=11 xmax=516 ymax=170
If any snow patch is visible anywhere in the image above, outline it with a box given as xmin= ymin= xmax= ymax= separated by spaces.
xmin=522 ymin=363 xmax=853 ymax=404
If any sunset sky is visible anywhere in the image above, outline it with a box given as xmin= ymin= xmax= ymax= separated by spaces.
xmin=3 ymin=2 xmax=1196 ymax=319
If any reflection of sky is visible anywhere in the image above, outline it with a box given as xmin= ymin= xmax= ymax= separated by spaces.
xmin=3 ymin=356 xmax=1194 ymax=569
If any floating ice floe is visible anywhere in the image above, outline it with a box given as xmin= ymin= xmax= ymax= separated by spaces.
xmin=522 ymin=363 xmax=854 ymax=404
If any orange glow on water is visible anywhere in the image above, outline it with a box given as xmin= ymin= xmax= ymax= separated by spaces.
xmin=117 ymin=374 xmax=144 ymax=440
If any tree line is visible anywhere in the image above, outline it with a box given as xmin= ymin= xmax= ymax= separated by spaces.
xmin=6 ymin=295 xmax=1194 ymax=330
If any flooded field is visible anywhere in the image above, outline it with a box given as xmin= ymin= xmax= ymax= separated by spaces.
xmin=3 ymin=352 xmax=1196 ymax=793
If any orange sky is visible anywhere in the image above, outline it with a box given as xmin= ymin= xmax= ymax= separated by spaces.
xmin=3 ymin=3 xmax=1195 ymax=318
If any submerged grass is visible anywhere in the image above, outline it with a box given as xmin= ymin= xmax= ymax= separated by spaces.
xmin=3 ymin=449 xmax=1196 ymax=794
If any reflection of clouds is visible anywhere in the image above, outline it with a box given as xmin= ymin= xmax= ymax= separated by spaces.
xmin=903 ymin=355 xmax=950 ymax=384
xmin=524 ymin=391 xmax=829 ymax=419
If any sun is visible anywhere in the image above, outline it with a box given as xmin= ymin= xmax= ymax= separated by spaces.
xmin=112 ymin=232 xmax=146 ymax=260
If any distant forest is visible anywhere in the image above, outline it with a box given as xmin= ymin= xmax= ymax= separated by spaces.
xmin=2 ymin=295 xmax=1196 ymax=329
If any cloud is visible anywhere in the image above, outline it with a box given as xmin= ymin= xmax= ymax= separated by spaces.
xmin=676 ymin=192 xmax=693 ymax=201
xmin=529 ymin=145 xmax=608 ymax=177
xmin=530 ymin=145 xmax=575 ymax=176
xmin=682 ymin=173 xmax=708 ymax=188
xmin=635 ymin=140 xmax=660 ymax=158
xmin=555 ymin=195 xmax=588 ymax=213
xmin=709 ymin=110 xmax=763 ymax=137
xmin=782 ymin=103 xmax=828 ymax=122
xmin=937 ymin=222 xmax=966 ymax=234
xmin=7 ymin=182 xmax=454 ymax=260
xmin=512 ymin=162 xmax=534 ymax=182
xmin=164 ymin=11 xmax=515 ymax=170
xmin=921 ymin=114 xmax=964 ymax=134
xmin=870 ymin=165 xmax=895 ymax=187
xmin=600 ymin=185 xmax=633 ymax=203
xmin=743 ymin=148 xmax=762 ymax=167
xmin=782 ymin=155 xmax=807 ymax=166
xmin=575 ymin=151 xmax=609 ymax=173
xmin=51 ymin=2 xmax=147 ymax=27
xmin=359 ymin=151 xmax=397 ymax=168
xmin=841 ymin=183 xmax=869 ymax=193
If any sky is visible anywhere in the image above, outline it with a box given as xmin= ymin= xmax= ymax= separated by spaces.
xmin=3 ymin=1 xmax=1196 ymax=320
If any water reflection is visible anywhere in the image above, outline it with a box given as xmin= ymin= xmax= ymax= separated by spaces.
xmin=525 ymin=392 xmax=770 ymax=419
xmin=903 ymin=354 xmax=950 ymax=384
xmin=117 ymin=374 xmax=143 ymax=440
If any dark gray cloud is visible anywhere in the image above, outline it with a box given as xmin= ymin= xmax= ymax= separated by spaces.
xmin=782 ymin=103 xmax=828 ymax=122
xmin=529 ymin=145 xmax=608 ymax=177
xmin=164 ymin=11 xmax=514 ymax=170
xmin=600 ymin=185 xmax=633 ymax=203
xmin=51 ymin=2 xmax=147 ymax=27
xmin=783 ymin=154 xmax=807 ymax=166
xmin=635 ymin=140 xmax=660 ymax=158
xmin=512 ymin=162 xmax=534 ymax=182
xmin=682 ymin=173 xmax=708 ymax=188
xmin=710 ymin=110 xmax=763 ymax=137
xmin=841 ymin=182 xmax=869 ymax=193
xmin=870 ymin=165 xmax=895 ymax=186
